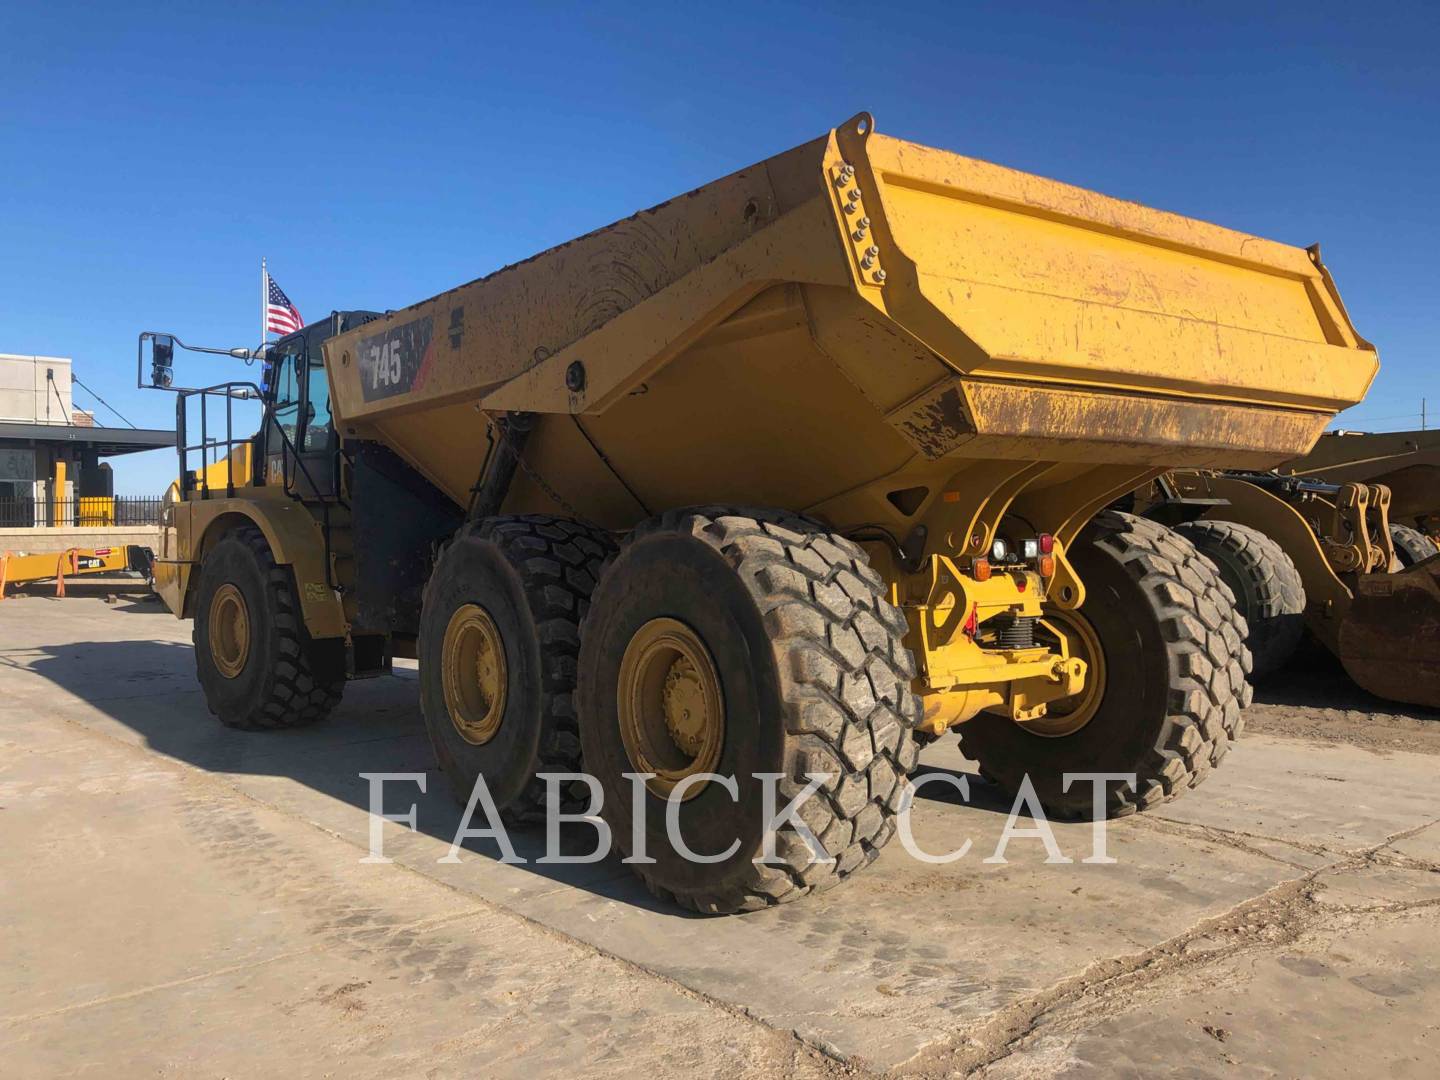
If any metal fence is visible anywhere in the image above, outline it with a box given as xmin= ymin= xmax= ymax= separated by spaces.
xmin=0 ymin=495 xmax=165 ymax=529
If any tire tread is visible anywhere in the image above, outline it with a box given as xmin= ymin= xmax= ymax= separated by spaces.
xmin=593 ymin=506 xmax=920 ymax=914
xmin=426 ymin=514 xmax=613 ymax=823
xmin=1174 ymin=518 xmax=1305 ymax=679
xmin=194 ymin=524 xmax=343 ymax=731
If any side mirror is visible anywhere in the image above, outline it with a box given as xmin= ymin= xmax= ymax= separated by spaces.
xmin=150 ymin=335 xmax=174 ymax=388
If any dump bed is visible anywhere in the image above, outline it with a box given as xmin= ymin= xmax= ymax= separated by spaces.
xmin=323 ymin=112 xmax=1377 ymax=523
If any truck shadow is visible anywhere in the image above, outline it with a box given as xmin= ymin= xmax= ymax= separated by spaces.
xmin=12 ymin=637 xmax=1021 ymax=917
xmin=12 ymin=637 xmax=699 ymax=915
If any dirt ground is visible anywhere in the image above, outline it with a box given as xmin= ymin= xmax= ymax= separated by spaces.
xmin=1244 ymin=640 xmax=1440 ymax=757
xmin=1 ymin=591 xmax=1436 ymax=1078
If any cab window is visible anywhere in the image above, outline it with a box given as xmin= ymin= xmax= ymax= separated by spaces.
xmin=267 ymin=346 xmax=302 ymax=450
xmin=302 ymin=349 xmax=333 ymax=451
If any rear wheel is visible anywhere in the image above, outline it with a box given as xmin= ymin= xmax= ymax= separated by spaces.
xmin=577 ymin=508 xmax=919 ymax=914
xmin=193 ymin=524 xmax=344 ymax=730
xmin=1174 ymin=519 xmax=1305 ymax=678
xmin=418 ymin=515 xmax=612 ymax=822
xmin=958 ymin=511 xmax=1251 ymax=819
xmin=1390 ymin=523 xmax=1439 ymax=568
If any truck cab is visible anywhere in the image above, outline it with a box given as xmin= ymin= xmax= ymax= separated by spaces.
xmin=148 ymin=310 xmax=461 ymax=687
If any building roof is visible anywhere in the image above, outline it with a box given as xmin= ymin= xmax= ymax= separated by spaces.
xmin=0 ymin=420 xmax=173 ymax=457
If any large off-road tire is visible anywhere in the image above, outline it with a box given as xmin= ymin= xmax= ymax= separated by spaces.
xmin=193 ymin=524 xmax=344 ymax=730
xmin=958 ymin=511 xmax=1251 ymax=819
xmin=1390 ymin=523 xmax=1439 ymax=568
xmin=577 ymin=508 xmax=920 ymax=914
xmin=418 ymin=515 xmax=612 ymax=823
xmin=1174 ymin=519 xmax=1305 ymax=679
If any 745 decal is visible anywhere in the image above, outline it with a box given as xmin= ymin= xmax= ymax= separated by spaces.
xmin=357 ymin=316 xmax=434 ymax=401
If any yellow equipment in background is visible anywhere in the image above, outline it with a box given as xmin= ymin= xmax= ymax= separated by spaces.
xmin=1284 ymin=428 xmax=1440 ymax=556
xmin=1137 ymin=470 xmax=1440 ymax=708
xmin=0 ymin=545 xmax=154 ymax=598
xmin=163 ymin=443 xmax=253 ymax=505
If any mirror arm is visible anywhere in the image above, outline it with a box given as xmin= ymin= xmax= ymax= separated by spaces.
xmin=137 ymin=332 xmax=270 ymax=393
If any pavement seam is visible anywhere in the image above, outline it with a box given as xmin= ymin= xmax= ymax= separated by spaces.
xmin=1137 ymin=815 xmax=1336 ymax=868
xmin=1151 ymin=813 xmax=1439 ymax=863
xmin=899 ymin=815 xmax=1440 ymax=1078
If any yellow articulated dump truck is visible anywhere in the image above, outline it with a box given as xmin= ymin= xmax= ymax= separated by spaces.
xmin=141 ymin=113 xmax=1375 ymax=912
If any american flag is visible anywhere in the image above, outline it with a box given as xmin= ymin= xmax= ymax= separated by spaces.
xmin=265 ymin=273 xmax=304 ymax=336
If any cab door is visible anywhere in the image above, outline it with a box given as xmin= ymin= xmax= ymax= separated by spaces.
xmin=264 ymin=332 xmax=338 ymax=499
xmin=263 ymin=343 xmax=303 ymax=489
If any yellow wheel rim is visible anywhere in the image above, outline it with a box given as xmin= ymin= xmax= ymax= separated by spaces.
xmin=617 ymin=617 xmax=724 ymax=800
xmin=208 ymin=583 xmax=251 ymax=679
xmin=442 ymin=604 xmax=508 ymax=745
xmin=1030 ymin=609 xmax=1107 ymax=738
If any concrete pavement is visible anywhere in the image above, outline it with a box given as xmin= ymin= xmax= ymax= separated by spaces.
xmin=1 ymin=594 xmax=1437 ymax=1077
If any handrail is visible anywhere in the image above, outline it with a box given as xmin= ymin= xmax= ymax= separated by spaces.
xmin=176 ymin=380 xmax=342 ymax=592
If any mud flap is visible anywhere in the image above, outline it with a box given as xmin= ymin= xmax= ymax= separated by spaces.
xmin=1338 ymin=556 xmax=1440 ymax=709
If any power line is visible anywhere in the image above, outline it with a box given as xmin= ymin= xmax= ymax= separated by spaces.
xmin=1336 ymin=411 xmax=1423 ymax=424
xmin=71 ymin=374 xmax=138 ymax=429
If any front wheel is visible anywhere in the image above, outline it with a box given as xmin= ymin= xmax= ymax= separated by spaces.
xmin=192 ymin=524 xmax=344 ymax=730
xmin=577 ymin=508 xmax=920 ymax=914
xmin=958 ymin=511 xmax=1252 ymax=819
xmin=1390 ymin=523 xmax=1439 ymax=568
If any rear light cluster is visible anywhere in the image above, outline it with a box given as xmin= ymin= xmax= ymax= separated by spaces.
xmin=972 ymin=534 xmax=1054 ymax=580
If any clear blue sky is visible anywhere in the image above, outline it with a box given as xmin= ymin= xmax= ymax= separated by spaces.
xmin=2 ymin=2 xmax=1436 ymax=493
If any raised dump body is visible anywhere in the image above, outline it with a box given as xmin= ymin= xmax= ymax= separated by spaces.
xmin=158 ymin=113 xmax=1381 ymax=914
xmin=325 ymin=111 xmax=1375 ymax=539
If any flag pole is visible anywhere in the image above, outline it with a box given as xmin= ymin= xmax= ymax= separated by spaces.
xmin=260 ymin=256 xmax=267 ymax=350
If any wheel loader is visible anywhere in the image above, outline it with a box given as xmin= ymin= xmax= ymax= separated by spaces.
xmin=1286 ymin=428 xmax=1440 ymax=563
xmin=1133 ymin=466 xmax=1440 ymax=709
xmin=141 ymin=112 xmax=1376 ymax=913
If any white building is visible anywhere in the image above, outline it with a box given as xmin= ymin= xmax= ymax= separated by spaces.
xmin=0 ymin=353 xmax=172 ymax=525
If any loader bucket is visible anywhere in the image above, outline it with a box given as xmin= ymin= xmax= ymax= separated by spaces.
xmin=1338 ymin=555 xmax=1440 ymax=709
